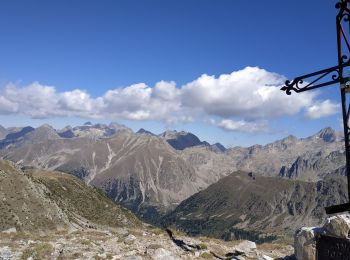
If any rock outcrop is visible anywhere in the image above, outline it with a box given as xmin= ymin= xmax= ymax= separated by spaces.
xmin=294 ymin=214 xmax=350 ymax=260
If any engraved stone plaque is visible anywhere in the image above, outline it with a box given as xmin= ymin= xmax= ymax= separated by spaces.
xmin=316 ymin=235 xmax=350 ymax=260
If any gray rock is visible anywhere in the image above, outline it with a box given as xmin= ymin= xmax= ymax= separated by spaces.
xmin=323 ymin=214 xmax=350 ymax=238
xmin=115 ymin=227 xmax=129 ymax=236
xmin=151 ymin=248 xmax=178 ymax=260
xmin=236 ymin=240 xmax=256 ymax=251
xmin=235 ymin=240 xmax=257 ymax=258
xmin=1 ymin=227 xmax=16 ymax=234
xmin=294 ymin=226 xmax=322 ymax=260
xmin=0 ymin=247 xmax=13 ymax=260
xmin=124 ymin=234 xmax=136 ymax=245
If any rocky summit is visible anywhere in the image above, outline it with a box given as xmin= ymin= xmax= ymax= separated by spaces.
xmin=159 ymin=130 xmax=210 ymax=150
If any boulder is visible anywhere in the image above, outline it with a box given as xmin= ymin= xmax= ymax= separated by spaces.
xmin=294 ymin=227 xmax=322 ymax=260
xmin=323 ymin=214 xmax=350 ymax=238
xmin=1 ymin=227 xmax=16 ymax=234
xmin=116 ymin=227 xmax=129 ymax=236
xmin=124 ymin=234 xmax=136 ymax=245
xmin=235 ymin=240 xmax=257 ymax=258
xmin=151 ymin=248 xmax=178 ymax=260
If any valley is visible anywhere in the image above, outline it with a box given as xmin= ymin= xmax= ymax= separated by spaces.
xmin=0 ymin=122 xmax=347 ymax=250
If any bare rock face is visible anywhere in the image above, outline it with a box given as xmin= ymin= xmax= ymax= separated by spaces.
xmin=323 ymin=214 xmax=350 ymax=238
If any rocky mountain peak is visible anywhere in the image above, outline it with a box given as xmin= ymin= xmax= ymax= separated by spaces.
xmin=4 ymin=126 xmax=35 ymax=141
xmin=59 ymin=125 xmax=72 ymax=131
xmin=27 ymin=124 xmax=60 ymax=140
xmin=283 ymin=135 xmax=297 ymax=142
xmin=210 ymin=142 xmax=226 ymax=152
xmin=160 ymin=130 xmax=206 ymax=150
xmin=160 ymin=130 xmax=178 ymax=139
xmin=37 ymin=123 xmax=54 ymax=130
xmin=57 ymin=125 xmax=75 ymax=138
xmin=314 ymin=127 xmax=336 ymax=142
xmin=108 ymin=122 xmax=133 ymax=133
xmin=136 ymin=128 xmax=155 ymax=136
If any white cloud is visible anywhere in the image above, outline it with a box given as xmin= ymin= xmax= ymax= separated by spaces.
xmin=0 ymin=96 xmax=18 ymax=113
xmin=181 ymin=66 xmax=316 ymax=119
xmin=0 ymin=81 xmax=181 ymax=121
xmin=0 ymin=66 xmax=338 ymax=132
xmin=101 ymin=82 xmax=181 ymax=120
xmin=305 ymin=100 xmax=340 ymax=119
xmin=218 ymin=119 xmax=268 ymax=133
xmin=3 ymin=82 xmax=58 ymax=118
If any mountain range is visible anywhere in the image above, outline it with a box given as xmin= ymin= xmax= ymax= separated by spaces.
xmin=0 ymin=122 xmax=346 ymax=237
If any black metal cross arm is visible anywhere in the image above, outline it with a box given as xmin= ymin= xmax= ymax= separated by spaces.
xmin=280 ymin=62 xmax=350 ymax=95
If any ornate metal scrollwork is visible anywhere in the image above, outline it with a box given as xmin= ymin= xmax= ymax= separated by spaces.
xmin=336 ymin=0 xmax=350 ymax=12
xmin=280 ymin=65 xmax=346 ymax=95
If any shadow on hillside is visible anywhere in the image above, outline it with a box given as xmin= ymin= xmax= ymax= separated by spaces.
xmin=165 ymin=228 xmax=200 ymax=252
xmin=165 ymin=228 xmax=264 ymax=259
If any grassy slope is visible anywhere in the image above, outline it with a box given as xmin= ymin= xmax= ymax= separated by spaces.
xmin=0 ymin=159 xmax=140 ymax=232
xmin=163 ymin=171 xmax=347 ymax=242
xmin=31 ymin=168 xmax=141 ymax=229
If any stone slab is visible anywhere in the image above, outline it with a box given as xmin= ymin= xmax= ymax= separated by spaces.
xmin=316 ymin=235 xmax=350 ymax=260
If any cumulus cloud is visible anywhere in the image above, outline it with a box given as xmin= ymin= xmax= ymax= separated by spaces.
xmin=181 ymin=67 xmax=316 ymax=119
xmin=101 ymin=82 xmax=181 ymax=120
xmin=0 ymin=81 xmax=181 ymax=121
xmin=0 ymin=66 xmax=338 ymax=133
xmin=218 ymin=119 xmax=268 ymax=133
xmin=305 ymin=100 xmax=340 ymax=119
xmin=3 ymin=82 xmax=58 ymax=118
xmin=0 ymin=96 xmax=18 ymax=113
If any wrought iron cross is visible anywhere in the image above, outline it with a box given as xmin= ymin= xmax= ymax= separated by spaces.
xmin=281 ymin=0 xmax=350 ymax=214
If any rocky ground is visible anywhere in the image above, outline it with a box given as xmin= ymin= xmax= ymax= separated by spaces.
xmin=0 ymin=226 xmax=294 ymax=260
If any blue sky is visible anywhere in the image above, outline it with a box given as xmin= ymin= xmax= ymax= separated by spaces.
xmin=0 ymin=0 xmax=345 ymax=147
